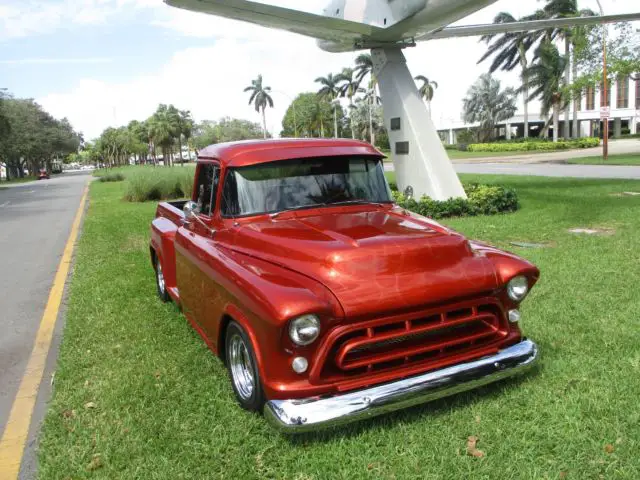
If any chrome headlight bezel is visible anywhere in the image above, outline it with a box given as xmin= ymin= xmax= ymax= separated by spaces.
xmin=288 ymin=314 xmax=321 ymax=346
xmin=507 ymin=275 xmax=529 ymax=302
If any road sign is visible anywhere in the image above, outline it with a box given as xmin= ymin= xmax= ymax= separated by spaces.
xmin=600 ymin=107 xmax=610 ymax=119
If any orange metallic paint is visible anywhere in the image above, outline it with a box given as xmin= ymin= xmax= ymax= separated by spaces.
xmin=149 ymin=139 xmax=540 ymax=401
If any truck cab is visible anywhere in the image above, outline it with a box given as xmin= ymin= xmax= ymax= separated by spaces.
xmin=150 ymin=138 xmax=539 ymax=432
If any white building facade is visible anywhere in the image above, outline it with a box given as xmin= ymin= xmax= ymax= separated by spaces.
xmin=438 ymin=76 xmax=640 ymax=143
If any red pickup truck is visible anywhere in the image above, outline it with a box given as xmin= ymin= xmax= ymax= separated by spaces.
xmin=150 ymin=138 xmax=539 ymax=432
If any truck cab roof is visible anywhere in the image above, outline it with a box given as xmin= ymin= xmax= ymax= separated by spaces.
xmin=196 ymin=138 xmax=385 ymax=168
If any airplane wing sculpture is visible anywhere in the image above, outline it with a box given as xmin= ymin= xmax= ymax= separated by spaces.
xmin=165 ymin=0 xmax=640 ymax=201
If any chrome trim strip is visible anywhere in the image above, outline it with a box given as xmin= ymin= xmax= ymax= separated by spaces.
xmin=264 ymin=339 xmax=538 ymax=433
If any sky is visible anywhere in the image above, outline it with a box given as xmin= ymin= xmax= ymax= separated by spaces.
xmin=1 ymin=0 xmax=637 ymax=141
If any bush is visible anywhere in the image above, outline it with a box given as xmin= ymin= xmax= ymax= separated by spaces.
xmin=390 ymin=182 xmax=519 ymax=219
xmin=123 ymin=167 xmax=194 ymax=202
xmin=98 ymin=173 xmax=125 ymax=183
xmin=466 ymin=137 xmax=599 ymax=152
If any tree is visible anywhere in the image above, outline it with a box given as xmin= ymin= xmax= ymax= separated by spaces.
xmin=477 ymin=12 xmax=538 ymax=138
xmin=174 ymin=109 xmax=194 ymax=165
xmin=350 ymin=98 xmax=384 ymax=143
xmin=354 ymin=53 xmax=375 ymax=88
xmin=244 ymin=74 xmax=274 ymax=139
xmin=520 ymin=41 xmax=568 ymax=143
xmin=315 ymin=73 xmax=341 ymax=138
xmin=542 ymin=0 xmax=596 ymax=139
xmin=337 ymin=67 xmax=364 ymax=139
xmin=414 ymin=75 xmax=438 ymax=117
xmin=193 ymin=117 xmax=265 ymax=150
xmin=282 ymin=93 xmax=345 ymax=138
xmin=462 ymin=73 xmax=517 ymax=142
xmin=147 ymin=104 xmax=179 ymax=166
xmin=0 ymin=96 xmax=81 ymax=179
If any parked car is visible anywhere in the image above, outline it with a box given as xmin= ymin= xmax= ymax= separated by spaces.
xmin=38 ymin=169 xmax=50 ymax=180
xmin=149 ymin=139 xmax=540 ymax=432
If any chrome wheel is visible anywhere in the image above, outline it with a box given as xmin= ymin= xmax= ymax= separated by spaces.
xmin=229 ymin=334 xmax=255 ymax=400
xmin=156 ymin=261 xmax=165 ymax=294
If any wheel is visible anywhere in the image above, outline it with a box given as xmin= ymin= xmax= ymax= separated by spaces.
xmin=225 ymin=321 xmax=265 ymax=412
xmin=155 ymin=255 xmax=170 ymax=303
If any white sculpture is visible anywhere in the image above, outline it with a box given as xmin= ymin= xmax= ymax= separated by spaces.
xmin=165 ymin=0 xmax=640 ymax=201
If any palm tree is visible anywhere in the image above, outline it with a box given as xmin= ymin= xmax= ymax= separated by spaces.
xmin=363 ymin=82 xmax=381 ymax=145
xmin=354 ymin=53 xmax=375 ymax=88
xmin=244 ymin=75 xmax=274 ymax=139
xmin=520 ymin=40 xmax=568 ymax=143
xmin=414 ymin=75 xmax=438 ymax=117
xmin=337 ymin=67 xmax=364 ymax=139
xmin=176 ymin=109 xmax=193 ymax=164
xmin=148 ymin=104 xmax=179 ymax=166
xmin=315 ymin=73 xmax=341 ymax=138
xmin=541 ymin=0 xmax=596 ymax=139
xmin=462 ymin=73 xmax=517 ymax=142
xmin=477 ymin=12 xmax=541 ymax=139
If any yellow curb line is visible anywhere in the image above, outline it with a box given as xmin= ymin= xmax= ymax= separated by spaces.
xmin=0 ymin=184 xmax=89 ymax=478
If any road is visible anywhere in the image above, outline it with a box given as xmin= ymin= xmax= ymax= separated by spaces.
xmin=384 ymin=160 xmax=640 ymax=179
xmin=453 ymin=162 xmax=640 ymax=179
xmin=0 ymin=172 xmax=90 ymax=478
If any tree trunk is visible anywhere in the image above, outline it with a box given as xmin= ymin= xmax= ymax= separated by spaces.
xmin=349 ymin=96 xmax=355 ymax=139
xmin=564 ymin=36 xmax=571 ymax=139
xmin=427 ymin=99 xmax=431 ymax=119
xmin=320 ymin=119 xmax=325 ymax=138
xmin=262 ymin=106 xmax=267 ymax=139
xmin=333 ymin=106 xmax=338 ymax=138
xmin=553 ymin=103 xmax=559 ymax=143
xmin=519 ymin=46 xmax=529 ymax=139
xmin=178 ymin=136 xmax=183 ymax=166
xmin=368 ymin=98 xmax=374 ymax=145
xmin=572 ymin=43 xmax=579 ymax=139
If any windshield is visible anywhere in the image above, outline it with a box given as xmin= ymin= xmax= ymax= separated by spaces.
xmin=222 ymin=156 xmax=392 ymax=217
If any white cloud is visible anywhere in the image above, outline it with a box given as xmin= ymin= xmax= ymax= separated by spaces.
xmin=0 ymin=57 xmax=112 ymax=65
xmin=35 ymin=0 xmax=640 ymax=140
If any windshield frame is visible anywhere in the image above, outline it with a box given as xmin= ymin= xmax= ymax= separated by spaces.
xmin=220 ymin=155 xmax=393 ymax=219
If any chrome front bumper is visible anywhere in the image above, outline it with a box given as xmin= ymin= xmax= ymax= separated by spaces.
xmin=265 ymin=339 xmax=538 ymax=433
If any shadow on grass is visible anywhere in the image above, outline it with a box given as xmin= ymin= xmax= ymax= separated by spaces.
xmin=283 ymin=364 xmax=543 ymax=445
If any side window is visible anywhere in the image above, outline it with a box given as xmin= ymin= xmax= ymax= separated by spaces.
xmin=194 ymin=164 xmax=220 ymax=217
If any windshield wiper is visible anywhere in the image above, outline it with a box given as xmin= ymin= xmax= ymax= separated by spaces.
xmin=269 ymin=200 xmax=385 ymax=218
xmin=269 ymin=203 xmax=327 ymax=218
xmin=327 ymin=200 xmax=385 ymax=207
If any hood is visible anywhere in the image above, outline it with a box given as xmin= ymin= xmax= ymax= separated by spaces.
xmin=229 ymin=208 xmax=499 ymax=318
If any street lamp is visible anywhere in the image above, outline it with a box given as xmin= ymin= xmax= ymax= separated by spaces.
xmin=272 ymin=90 xmax=298 ymax=138
xmin=595 ymin=0 xmax=608 ymax=161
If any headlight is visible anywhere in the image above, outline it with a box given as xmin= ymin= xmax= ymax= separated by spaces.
xmin=289 ymin=314 xmax=320 ymax=346
xmin=507 ymin=275 xmax=529 ymax=302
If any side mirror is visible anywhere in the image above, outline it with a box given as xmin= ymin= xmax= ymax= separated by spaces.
xmin=183 ymin=201 xmax=199 ymax=220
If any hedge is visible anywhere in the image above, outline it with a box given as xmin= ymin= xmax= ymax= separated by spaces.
xmin=389 ymin=182 xmax=519 ymax=219
xmin=465 ymin=137 xmax=600 ymax=152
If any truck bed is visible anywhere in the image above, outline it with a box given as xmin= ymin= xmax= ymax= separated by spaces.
xmin=155 ymin=200 xmax=187 ymax=225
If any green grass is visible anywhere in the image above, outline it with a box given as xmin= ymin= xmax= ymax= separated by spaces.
xmin=566 ymin=154 xmax=640 ymax=166
xmin=39 ymin=176 xmax=640 ymax=479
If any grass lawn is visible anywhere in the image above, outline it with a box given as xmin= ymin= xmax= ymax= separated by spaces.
xmin=566 ymin=154 xmax=640 ymax=166
xmin=39 ymin=175 xmax=640 ymax=479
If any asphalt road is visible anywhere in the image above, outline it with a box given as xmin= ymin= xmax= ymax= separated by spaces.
xmin=0 ymin=171 xmax=90 ymax=478
xmin=453 ymin=162 xmax=640 ymax=179
xmin=384 ymin=162 xmax=640 ymax=179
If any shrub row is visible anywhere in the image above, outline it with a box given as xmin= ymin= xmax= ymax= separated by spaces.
xmin=465 ymin=137 xmax=600 ymax=152
xmin=389 ymin=182 xmax=519 ymax=219
xmin=123 ymin=168 xmax=194 ymax=202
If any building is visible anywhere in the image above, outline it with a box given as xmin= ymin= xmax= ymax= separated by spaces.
xmin=438 ymin=76 xmax=640 ymax=143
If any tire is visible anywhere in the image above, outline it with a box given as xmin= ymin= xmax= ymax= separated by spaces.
xmin=225 ymin=321 xmax=265 ymax=412
xmin=155 ymin=255 xmax=170 ymax=303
